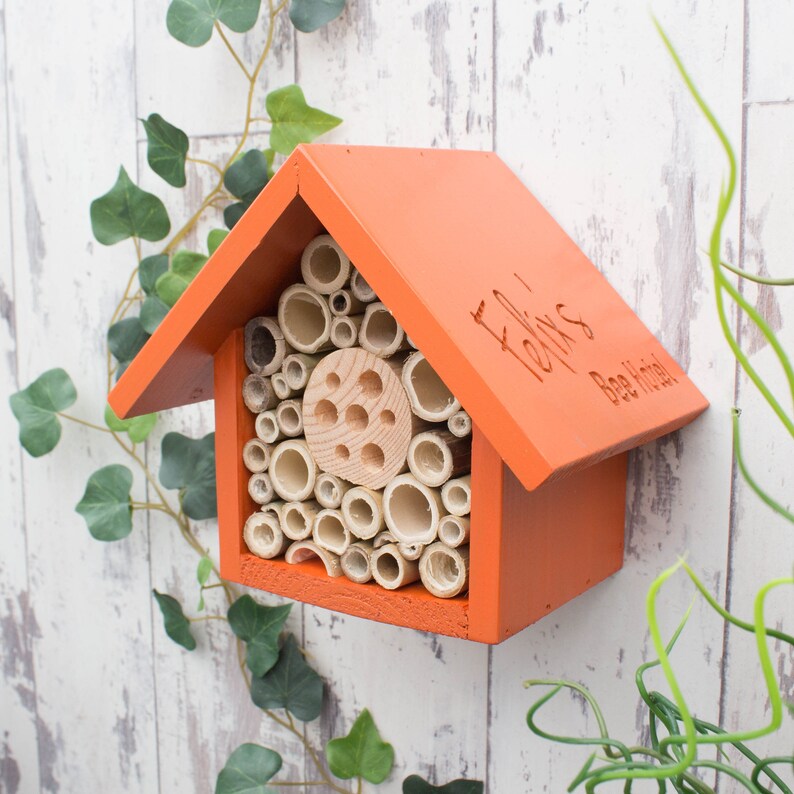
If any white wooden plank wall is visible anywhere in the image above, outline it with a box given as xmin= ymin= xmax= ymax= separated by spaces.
xmin=0 ymin=1 xmax=791 ymax=793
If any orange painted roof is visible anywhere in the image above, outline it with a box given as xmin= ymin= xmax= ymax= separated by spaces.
xmin=109 ymin=144 xmax=707 ymax=491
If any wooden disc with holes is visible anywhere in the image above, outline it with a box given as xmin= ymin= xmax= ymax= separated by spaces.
xmin=303 ymin=348 xmax=412 ymax=489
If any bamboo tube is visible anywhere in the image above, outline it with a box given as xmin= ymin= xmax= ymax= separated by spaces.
xmin=371 ymin=544 xmax=420 ymax=590
xmin=244 ymin=316 xmax=291 ymax=376
xmin=248 ymin=472 xmax=275 ymax=505
xmin=441 ymin=475 xmax=471 ymax=517
xmin=438 ymin=514 xmax=470 ymax=548
xmin=282 ymin=353 xmax=322 ymax=391
xmin=405 ymin=336 xmax=418 ymax=350
xmin=407 ymin=430 xmax=471 ymax=488
xmin=314 ymin=472 xmax=352 ymax=509
xmin=243 ymin=438 xmax=271 ymax=473
xmin=278 ymin=284 xmax=333 ymax=354
xmin=330 ymin=315 xmax=364 ymax=349
xmin=280 ymin=500 xmax=320 ymax=541
xmin=271 ymin=372 xmax=294 ymax=400
xmin=243 ymin=511 xmax=290 ymax=559
xmin=419 ymin=543 xmax=469 ymax=598
xmin=447 ymin=410 xmax=472 ymax=438
xmin=242 ymin=374 xmax=278 ymax=413
xmin=312 ymin=508 xmax=351 ymax=556
xmin=340 ymin=541 xmax=374 ymax=584
xmin=285 ymin=540 xmax=342 ymax=577
xmin=275 ymin=399 xmax=303 ymax=437
xmin=329 ymin=288 xmax=366 ymax=317
xmin=255 ymin=411 xmax=284 ymax=444
xmin=349 ymin=267 xmax=377 ymax=303
xmin=359 ymin=302 xmax=408 ymax=357
xmin=300 ymin=235 xmax=351 ymax=294
xmin=401 ymin=352 xmax=461 ymax=422
xmin=397 ymin=541 xmax=424 ymax=561
xmin=373 ymin=530 xmax=397 ymax=549
xmin=260 ymin=500 xmax=285 ymax=521
xmin=269 ymin=439 xmax=318 ymax=502
xmin=341 ymin=486 xmax=385 ymax=540
xmin=382 ymin=473 xmax=443 ymax=545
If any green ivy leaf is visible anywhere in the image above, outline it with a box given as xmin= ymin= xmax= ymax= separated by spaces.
xmin=90 ymin=166 xmax=170 ymax=245
xmin=138 ymin=254 xmax=169 ymax=295
xmin=104 ymin=404 xmax=158 ymax=444
xmin=262 ymin=148 xmax=276 ymax=179
xmin=142 ymin=113 xmax=190 ymax=187
xmin=108 ymin=317 xmax=150 ymax=378
xmin=289 ymin=0 xmax=345 ymax=33
xmin=266 ymin=85 xmax=342 ymax=156
xmin=224 ymin=202 xmax=247 ymax=230
xmin=250 ymin=634 xmax=323 ymax=721
xmin=224 ymin=149 xmax=269 ymax=204
xmin=140 ymin=295 xmax=170 ymax=334
xmin=9 ymin=368 xmax=77 ymax=457
xmin=403 ymin=776 xmax=484 ymax=794
xmin=159 ymin=432 xmax=217 ymax=519
xmin=215 ymin=744 xmax=281 ymax=794
xmin=75 ymin=464 xmax=134 ymax=541
xmin=154 ymin=250 xmax=208 ymax=307
xmin=167 ymin=0 xmax=262 ymax=47
xmin=326 ymin=709 xmax=394 ymax=784
xmin=197 ymin=555 xmax=213 ymax=585
xmin=207 ymin=228 xmax=229 ymax=255
xmin=227 ymin=595 xmax=291 ymax=677
xmin=153 ymin=590 xmax=197 ymax=650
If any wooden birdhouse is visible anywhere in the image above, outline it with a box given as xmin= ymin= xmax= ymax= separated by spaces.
xmin=109 ymin=145 xmax=708 ymax=644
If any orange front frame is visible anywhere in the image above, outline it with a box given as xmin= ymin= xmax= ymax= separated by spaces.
xmin=215 ymin=329 xmax=627 ymax=644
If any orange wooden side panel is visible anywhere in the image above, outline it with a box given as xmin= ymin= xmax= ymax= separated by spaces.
xmin=469 ymin=433 xmax=627 ymax=643
xmin=213 ymin=328 xmax=470 ymax=639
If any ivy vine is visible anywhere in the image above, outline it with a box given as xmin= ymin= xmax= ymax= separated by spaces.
xmin=9 ymin=1 xmax=481 ymax=791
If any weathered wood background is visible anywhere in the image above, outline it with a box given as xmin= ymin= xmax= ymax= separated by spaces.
xmin=1 ymin=1 xmax=792 ymax=791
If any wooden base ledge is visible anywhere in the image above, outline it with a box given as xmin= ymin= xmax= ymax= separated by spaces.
xmin=238 ymin=553 xmax=469 ymax=638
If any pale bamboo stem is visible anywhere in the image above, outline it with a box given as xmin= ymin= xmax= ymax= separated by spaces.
xmin=440 ymin=475 xmax=471 ymax=517
xmin=397 ymin=541 xmax=424 ymax=561
xmin=447 ymin=410 xmax=472 ymax=438
xmin=275 ymin=398 xmax=304 ymax=437
xmin=269 ymin=439 xmax=318 ymax=502
xmin=300 ymin=235 xmax=351 ymax=294
xmin=242 ymin=373 xmax=278 ymax=413
xmin=359 ymin=302 xmax=408 ymax=357
xmin=283 ymin=353 xmax=323 ymax=391
xmin=382 ymin=473 xmax=443 ymax=545
xmin=255 ymin=410 xmax=284 ymax=444
xmin=401 ymin=352 xmax=461 ymax=422
xmin=244 ymin=512 xmax=290 ymax=559
xmin=248 ymin=471 xmax=275 ymax=505
xmin=340 ymin=541 xmax=374 ymax=584
xmin=372 ymin=530 xmax=397 ymax=549
xmin=278 ymin=284 xmax=333 ymax=354
xmin=271 ymin=372 xmax=294 ymax=400
xmin=330 ymin=315 xmax=363 ymax=349
xmin=349 ymin=267 xmax=377 ymax=303
xmin=419 ymin=543 xmax=470 ymax=598
xmin=341 ymin=486 xmax=386 ymax=540
xmin=328 ymin=288 xmax=365 ymax=317
xmin=371 ymin=544 xmax=420 ymax=590
xmin=314 ymin=472 xmax=352 ymax=509
xmin=406 ymin=430 xmax=471 ymax=487
xmin=244 ymin=316 xmax=292 ymax=376
xmin=243 ymin=438 xmax=271 ymax=473
xmin=285 ymin=540 xmax=342 ymax=577
xmin=280 ymin=500 xmax=320 ymax=541
xmin=438 ymin=514 xmax=470 ymax=548
xmin=312 ymin=508 xmax=351 ymax=556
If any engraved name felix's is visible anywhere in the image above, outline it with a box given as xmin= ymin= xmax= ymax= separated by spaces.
xmin=471 ymin=273 xmax=680 ymax=407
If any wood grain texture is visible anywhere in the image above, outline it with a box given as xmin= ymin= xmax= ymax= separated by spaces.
xmin=2 ymin=1 xmax=789 ymax=793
